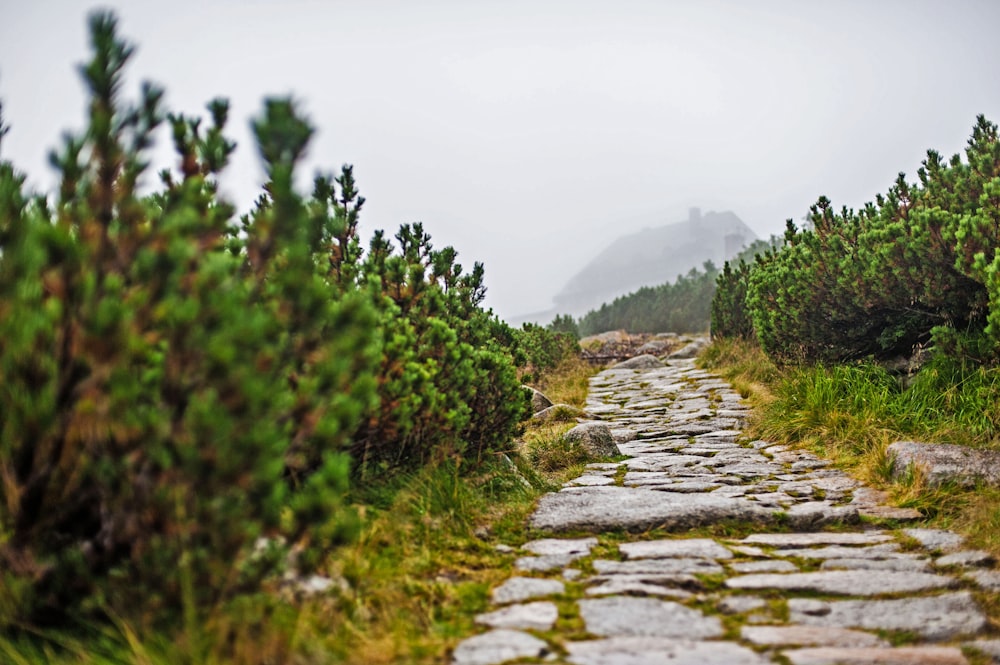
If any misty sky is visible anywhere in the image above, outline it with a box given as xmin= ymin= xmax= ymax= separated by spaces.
xmin=2 ymin=1 xmax=999 ymax=320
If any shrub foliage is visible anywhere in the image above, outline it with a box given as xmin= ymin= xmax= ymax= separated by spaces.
xmin=0 ymin=12 xmax=528 ymax=633
xmin=711 ymin=116 xmax=1000 ymax=365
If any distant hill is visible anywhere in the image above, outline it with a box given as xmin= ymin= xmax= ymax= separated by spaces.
xmin=550 ymin=208 xmax=756 ymax=318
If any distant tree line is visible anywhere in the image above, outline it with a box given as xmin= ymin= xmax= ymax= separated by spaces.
xmin=562 ymin=239 xmax=777 ymax=336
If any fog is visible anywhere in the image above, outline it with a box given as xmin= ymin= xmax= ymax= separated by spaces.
xmin=2 ymin=0 xmax=999 ymax=321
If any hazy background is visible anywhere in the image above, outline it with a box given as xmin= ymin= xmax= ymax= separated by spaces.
xmin=2 ymin=0 xmax=999 ymax=321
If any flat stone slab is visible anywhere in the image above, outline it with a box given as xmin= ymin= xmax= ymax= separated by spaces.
xmin=578 ymin=597 xmax=722 ymax=639
xmin=593 ymin=558 xmax=724 ymax=575
xmin=787 ymin=592 xmax=987 ymax=640
xmin=740 ymin=625 xmax=889 ymax=647
xmin=888 ymin=440 xmax=1000 ymax=487
xmin=491 ymin=576 xmax=565 ymax=604
xmin=451 ymin=629 xmax=551 ymax=665
xmin=935 ymin=550 xmax=994 ymax=567
xmin=965 ymin=569 xmax=1000 ymax=590
xmin=585 ymin=579 xmax=694 ymax=598
xmin=619 ymin=538 xmax=733 ymax=560
xmin=523 ymin=537 xmax=598 ymax=556
xmin=772 ymin=544 xmax=904 ymax=560
xmin=717 ymin=595 xmax=768 ymax=614
xmin=530 ymin=486 xmax=774 ymax=532
xmin=730 ymin=559 xmax=799 ymax=573
xmin=782 ymin=646 xmax=968 ymax=664
xmin=515 ymin=554 xmax=577 ymax=572
xmin=741 ymin=532 xmax=893 ymax=547
xmin=902 ymin=529 xmax=964 ymax=552
xmin=475 ymin=601 xmax=558 ymax=631
xmin=819 ymin=558 xmax=931 ymax=572
xmin=726 ymin=570 xmax=955 ymax=595
xmin=565 ymin=637 xmax=771 ymax=665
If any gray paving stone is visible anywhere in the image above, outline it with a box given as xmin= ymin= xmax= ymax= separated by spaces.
xmin=784 ymin=501 xmax=860 ymax=528
xmin=619 ymin=538 xmax=732 ymax=560
xmin=902 ymin=528 xmax=964 ymax=552
xmin=565 ymin=637 xmax=771 ymax=665
xmin=515 ymin=554 xmax=577 ymax=572
xmin=819 ymin=558 xmax=932 ymax=572
xmin=585 ymin=579 xmax=694 ymax=598
xmin=935 ymin=550 xmax=994 ymax=568
xmin=475 ymin=601 xmax=559 ymax=631
xmin=741 ymin=532 xmax=892 ymax=547
xmin=593 ymin=557 xmax=724 ymax=575
xmin=740 ymin=625 xmax=889 ymax=647
xmin=730 ymin=559 xmax=799 ymax=573
xmin=717 ymin=595 xmax=768 ymax=614
xmin=726 ymin=570 xmax=955 ymax=595
xmin=782 ymin=646 xmax=968 ymax=664
xmin=530 ymin=486 xmax=774 ymax=532
xmin=451 ymin=629 xmax=551 ymax=665
xmin=773 ymin=544 xmax=904 ymax=560
xmin=578 ymin=597 xmax=722 ymax=638
xmin=787 ymin=592 xmax=987 ymax=640
xmin=568 ymin=474 xmax=617 ymax=487
xmin=964 ymin=569 xmax=1000 ymax=590
xmin=523 ymin=536 xmax=598 ymax=556
xmin=491 ymin=576 xmax=565 ymax=604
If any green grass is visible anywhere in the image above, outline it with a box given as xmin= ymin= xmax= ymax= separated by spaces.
xmin=700 ymin=336 xmax=1000 ymax=554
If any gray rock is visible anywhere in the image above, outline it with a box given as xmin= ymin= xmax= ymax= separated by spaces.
xmin=668 ymin=338 xmax=709 ymax=359
xmin=451 ymin=629 xmax=550 ymax=665
xmin=567 ymin=474 xmax=617 ymax=487
xmin=475 ymin=601 xmax=558 ymax=631
xmin=902 ymin=528 xmax=964 ymax=553
xmin=717 ymin=595 xmax=768 ymax=614
xmin=787 ymin=592 xmax=987 ymax=641
xmin=578 ymin=597 xmax=722 ymax=638
xmin=888 ymin=440 xmax=1000 ymax=487
xmin=784 ymin=502 xmax=860 ymax=529
xmin=935 ymin=550 xmax=994 ymax=568
xmin=740 ymin=625 xmax=889 ymax=648
xmin=612 ymin=354 xmax=666 ymax=370
xmin=585 ymin=579 xmax=694 ymax=598
xmin=491 ymin=576 xmax=565 ymax=604
xmin=563 ymin=423 xmax=620 ymax=458
xmin=515 ymin=555 xmax=577 ymax=572
xmin=782 ymin=646 xmax=968 ymax=665
xmin=726 ymin=570 xmax=955 ymax=595
xmin=819 ymin=558 xmax=932 ymax=572
xmin=523 ymin=536 xmax=598 ymax=557
xmin=527 ymin=386 xmax=553 ymax=414
xmin=619 ymin=538 xmax=733 ymax=560
xmin=530 ymin=486 xmax=774 ymax=532
xmin=741 ymin=532 xmax=892 ymax=547
xmin=772 ymin=544 xmax=903 ymax=560
xmin=593 ymin=557 xmax=724 ymax=575
xmin=965 ymin=569 xmax=1000 ymax=590
xmin=856 ymin=505 xmax=924 ymax=521
xmin=730 ymin=559 xmax=799 ymax=573
xmin=565 ymin=637 xmax=771 ymax=665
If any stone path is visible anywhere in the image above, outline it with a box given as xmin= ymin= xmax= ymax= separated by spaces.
xmin=453 ymin=357 xmax=1000 ymax=665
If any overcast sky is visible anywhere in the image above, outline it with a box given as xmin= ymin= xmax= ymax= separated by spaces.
xmin=3 ymin=1 xmax=999 ymax=320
